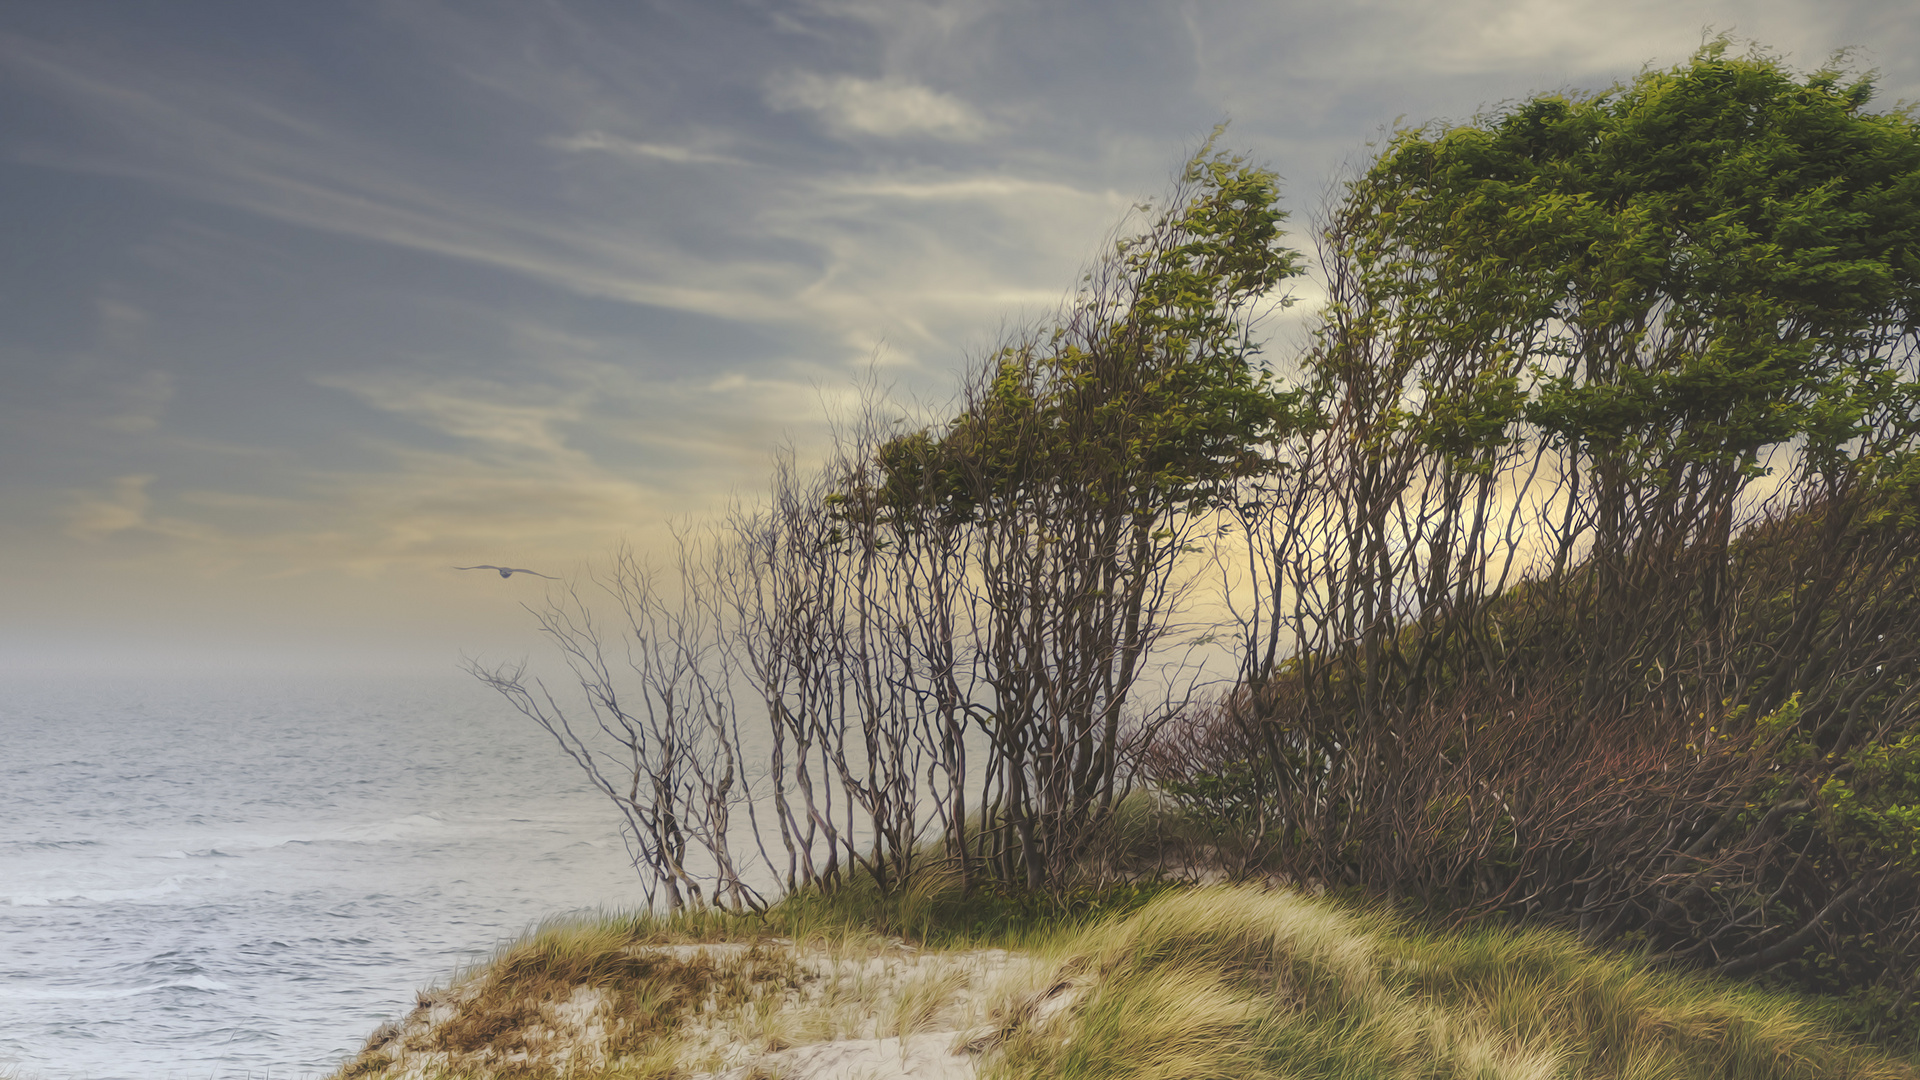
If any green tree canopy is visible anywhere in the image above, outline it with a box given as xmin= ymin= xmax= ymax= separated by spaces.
xmin=871 ymin=136 xmax=1315 ymax=532
xmin=1333 ymin=40 xmax=1920 ymax=481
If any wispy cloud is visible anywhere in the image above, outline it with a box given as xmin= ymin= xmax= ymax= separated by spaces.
xmin=0 ymin=27 xmax=1093 ymax=380
xmin=0 ymin=33 xmax=819 ymax=320
xmin=59 ymin=473 xmax=223 ymax=548
xmin=315 ymin=370 xmax=592 ymax=461
xmin=60 ymin=473 xmax=157 ymax=542
xmin=548 ymin=131 xmax=741 ymax=165
xmin=832 ymin=175 xmax=1096 ymax=201
xmin=95 ymin=369 xmax=176 ymax=435
xmin=766 ymin=71 xmax=989 ymax=139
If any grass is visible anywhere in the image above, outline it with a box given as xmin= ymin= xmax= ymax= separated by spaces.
xmin=335 ymin=911 xmax=799 ymax=1079
xmin=989 ymin=887 xmax=1920 ymax=1080
xmin=327 ymin=880 xmax=1920 ymax=1080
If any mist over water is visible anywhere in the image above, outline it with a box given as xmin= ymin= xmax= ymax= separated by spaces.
xmin=0 ymin=666 xmax=648 ymax=1080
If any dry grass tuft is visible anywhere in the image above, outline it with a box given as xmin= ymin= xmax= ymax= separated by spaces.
xmin=332 ymin=914 xmax=807 ymax=1079
xmin=887 ymin=963 xmax=970 ymax=1037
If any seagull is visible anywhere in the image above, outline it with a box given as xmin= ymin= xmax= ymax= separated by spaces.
xmin=454 ymin=565 xmax=558 ymax=580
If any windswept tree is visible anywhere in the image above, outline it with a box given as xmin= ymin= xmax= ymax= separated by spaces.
xmin=1189 ymin=42 xmax=1920 ymax=1021
xmin=861 ymin=136 xmax=1316 ymax=888
xmin=1288 ymin=40 xmax=1920 ymax=750
xmin=478 ymin=138 xmax=1317 ymax=902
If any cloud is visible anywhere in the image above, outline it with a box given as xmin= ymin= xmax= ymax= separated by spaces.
xmin=1183 ymin=0 xmax=1894 ymax=121
xmin=302 ymin=358 xmax=823 ymax=548
xmin=0 ymin=24 xmax=1129 ymax=388
xmin=1330 ymin=0 xmax=1688 ymax=78
xmin=314 ymin=370 xmax=591 ymax=461
xmin=59 ymin=473 xmax=217 ymax=548
xmin=548 ymin=131 xmax=740 ymax=165
xmin=830 ymin=175 xmax=1095 ymax=201
xmin=766 ymin=71 xmax=989 ymax=139
xmin=297 ymin=440 xmax=661 ymax=568
xmin=61 ymin=473 xmax=156 ymax=541
xmin=96 ymin=369 xmax=176 ymax=434
xmin=49 ymin=432 xmax=665 ymax=581
xmin=0 ymin=33 xmax=819 ymax=322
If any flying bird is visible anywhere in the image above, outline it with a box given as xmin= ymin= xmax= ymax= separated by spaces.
xmin=454 ymin=565 xmax=558 ymax=580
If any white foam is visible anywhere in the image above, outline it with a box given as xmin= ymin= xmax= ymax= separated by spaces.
xmin=340 ymin=814 xmax=449 ymax=843
xmin=0 ymin=975 xmax=230 ymax=1002
xmin=4 ymin=875 xmax=200 ymax=906
xmin=80 ymin=877 xmax=188 ymax=902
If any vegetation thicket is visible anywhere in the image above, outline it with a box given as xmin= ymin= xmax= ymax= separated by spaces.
xmin=1152 ymin=38 xmax=1920 ymax=1044
xmin=468 ymin=40 xmax=1920 ymax=1064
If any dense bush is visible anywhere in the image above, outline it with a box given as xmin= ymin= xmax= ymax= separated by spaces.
xmin=1151 ymin=484 xmax=1920 ymax=1044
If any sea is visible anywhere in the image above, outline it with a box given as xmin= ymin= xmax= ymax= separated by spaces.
xmin=0 ymin=663 xmax=655 ymax=1080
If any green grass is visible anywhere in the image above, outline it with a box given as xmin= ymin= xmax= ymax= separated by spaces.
xmin=990 ymin=887 xmax=1920 ymax=1080
xmin=328 ymin=881 xmax=1920 ymax=1080
xmin=766 ymin=865 xmax=1180 ymax=947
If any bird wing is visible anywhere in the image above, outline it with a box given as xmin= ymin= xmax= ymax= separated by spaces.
xmin=503 ymin=568 xmax=559 ymax=579
xmin=453 ymin=565 xmax=504 ymax=571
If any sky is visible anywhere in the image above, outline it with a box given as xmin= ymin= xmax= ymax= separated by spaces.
xmin=2 ymin=0 xmax=1915 ymax=675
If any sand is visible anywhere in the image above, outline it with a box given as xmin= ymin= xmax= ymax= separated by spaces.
xmin=340 ymin=938 xmax=1076 ymax=1080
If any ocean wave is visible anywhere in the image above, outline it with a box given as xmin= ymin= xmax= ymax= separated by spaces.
xmin=337 ymin=814 xmax=449 ymax=843
xmin=1 ymin=839 xmax=105 ymax=851
xmin=0 ymin=974 xmax=230 ymax=1001
xmin=4 ymin=875 xmax=195 ymax=906
xmin=161 ymin=814 xmax=454 ymax=854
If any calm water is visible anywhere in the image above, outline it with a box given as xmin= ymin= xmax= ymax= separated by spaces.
xmin=0 ymin=667 xmax=650 ymax=1079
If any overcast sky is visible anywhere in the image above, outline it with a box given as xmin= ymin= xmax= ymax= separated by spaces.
xmin=2 ymin=0 xmax=1914 ymax=673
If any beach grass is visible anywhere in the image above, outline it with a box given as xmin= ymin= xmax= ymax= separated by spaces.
xmin=987 ymin=886 xmax=1920 ymax=1080
xmin=327 ymin=881 xmax=1920 ymax=1080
